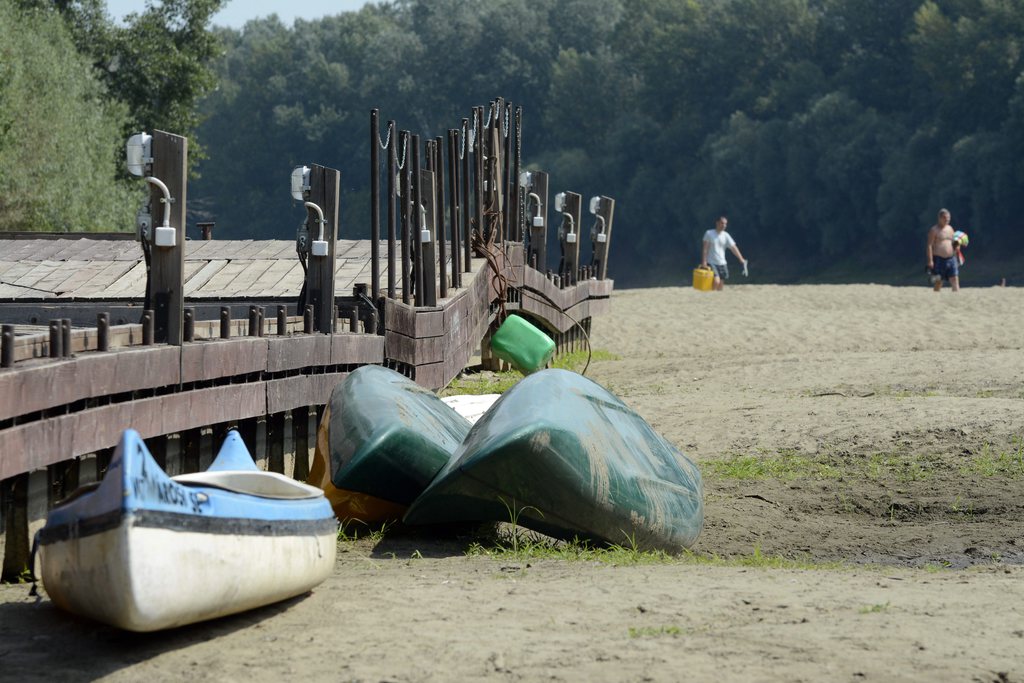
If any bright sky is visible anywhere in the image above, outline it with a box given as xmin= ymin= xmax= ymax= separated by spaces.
xmin=105 ymin=0 xmax=375 ymax=28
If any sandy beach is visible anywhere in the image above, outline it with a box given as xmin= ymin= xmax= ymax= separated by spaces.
xmin=2 ymin=283 xmax=1022 ymax=682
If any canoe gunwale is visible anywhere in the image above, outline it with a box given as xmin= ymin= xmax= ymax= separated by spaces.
xmin=38 ymin=507 xmax=338 ymax=545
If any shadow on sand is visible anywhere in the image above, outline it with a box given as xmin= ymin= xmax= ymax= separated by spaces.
xmin=0 ymin=587 xmax=311 ymax=682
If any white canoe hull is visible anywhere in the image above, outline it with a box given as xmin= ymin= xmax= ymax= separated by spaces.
xmin=40 ymin=520 xmax=336 ymax=632
xmin=37 ymin=429 xmax=338 ymax=632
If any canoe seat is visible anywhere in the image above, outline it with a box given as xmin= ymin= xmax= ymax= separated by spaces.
xmin=173 ymin=470 xmax=325 ymax=500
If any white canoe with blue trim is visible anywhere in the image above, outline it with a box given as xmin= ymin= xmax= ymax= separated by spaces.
xmin=36 ymin=429 xmax=337 ymax=632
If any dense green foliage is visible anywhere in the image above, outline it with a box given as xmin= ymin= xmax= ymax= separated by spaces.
xmin=191 ymin=0 xmax=1024 ymax=285
xmin=2 ymin=0 xmax=1022 ymax=285
xmin=0 ymin=0 xmax=223 ymax=232
xmin=0 ymin=0 xmax=135 ymax=232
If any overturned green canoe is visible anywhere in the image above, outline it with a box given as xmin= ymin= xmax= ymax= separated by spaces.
xmin=403 ymin=369 xmax=703 ymax=551
xmin=310 ymin=365 xmax=470 ymax=522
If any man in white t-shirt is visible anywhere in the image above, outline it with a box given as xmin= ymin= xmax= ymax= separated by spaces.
xmin=701 ymin=216 xmax=747 ymax=291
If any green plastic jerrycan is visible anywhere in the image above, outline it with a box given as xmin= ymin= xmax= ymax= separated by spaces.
xmin=490 ymin=314 xmax=556 ymax=375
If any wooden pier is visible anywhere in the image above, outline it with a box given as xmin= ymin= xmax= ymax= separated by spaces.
xmin=0 ymin=99 xmax=616 ymax=580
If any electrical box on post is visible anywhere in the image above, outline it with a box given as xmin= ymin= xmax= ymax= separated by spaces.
xmin=154 ymin=226 xmax=176 ymax=247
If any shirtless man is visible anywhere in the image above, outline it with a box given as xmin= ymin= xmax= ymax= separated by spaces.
xmin=926 ymin=208 xmax=959 ymax=292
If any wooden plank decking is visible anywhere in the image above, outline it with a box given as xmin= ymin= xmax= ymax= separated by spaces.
xmin=0 ymin=238 xmax=406 ymax=301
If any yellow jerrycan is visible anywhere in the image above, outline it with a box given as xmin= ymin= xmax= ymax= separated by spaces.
xmin=692 ymin=265 xmax=714 ymax=291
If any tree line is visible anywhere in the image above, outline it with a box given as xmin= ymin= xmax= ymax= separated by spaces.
xmin=3 ymin=0 xmax=1023 ymax=286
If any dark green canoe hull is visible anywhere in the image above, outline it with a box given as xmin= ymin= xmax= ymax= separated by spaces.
xmin=403 ymin=369 xmax=703 ymax=551
xmin=324 ymin=365 xmax=470 ymax=506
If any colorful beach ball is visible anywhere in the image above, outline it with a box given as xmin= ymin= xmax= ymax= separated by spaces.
xmin=953 ymin=230 xmax=969 ymax=247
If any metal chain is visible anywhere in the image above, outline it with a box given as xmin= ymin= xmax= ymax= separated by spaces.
xmin=502 ymin=103 xmax=511 ymax=139
xmin=515 ymin=107 xmax=521 ymax=164
xmin=396 ymin=131 xmax=408 ymax=170
xmin=459 ymin=120 xmax=467 ymax=160
xmin=378 ymin=121 xmax=393 ymax=151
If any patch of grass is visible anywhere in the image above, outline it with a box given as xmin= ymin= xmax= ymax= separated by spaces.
xmin=702 ymin=448 xmax=841 ymax=480
xmin=960 ymin=439 xmax=1024 ymax=478
xmin=865 ymin=452 xmax=933 ymax=482
xmin=550 ymin=348 xmax=619 ymax=373
xmin=628 ymin=625 xmax=682 ymax=638
xmin=858 ymin=602 xmax=891 ymax=614
xmin=467 ymin=533 xmax=847 ymax=570
xmin=480 ymin=540 xmax=678 ymax=566
xmin=337 ymin=519 xmax=392 ymax=543
xmin=443 ymin=369 xmax=521 ymax=396
xmin=465 ymin=527 xmax=677 ymax=566
xmin=683 ymin=545 xmax=847 ymax=570
xmin=441 ymin=348 xmax=620 ymax=396
xmin=923 ymin=561 xmax=952 ymax=572
xmin=949 ymin=495 xmax=974 ymax=517
xmin=465 ymin=501 xmax=680 ymax=566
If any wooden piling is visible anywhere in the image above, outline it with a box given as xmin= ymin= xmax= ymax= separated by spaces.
xmin=0 ymin=324 xmax=12 ymax=368
xmin=148 ymin=130 xmax=188 ymax=346
xmin=527 ymin=171 xmax=549 ymax=272
xmin=370 ymin=109 xmax=381 ymax=302
xmin=473 ymin=107 xmax=484 ymax=251
xmin=447 ymin=129 xmax=460 ymax=290
xmin=49 ymin=320 xmax=61 ymax=358
xmin=412 ymin=135 xmax=424 ymax=306
xmin=435 ymin=136 xmax=448 ymax=300
xmin=559 ymin=191 xmax=582 ymax=284
xmin=461 ymin=117 xmax=472 ymax=274
xmin=277 ymin=305 xmax=287 ymax=335
xmin=305 ymin=164 xmax=341 ymax=334
xmin=400 ymin=131 xmax=412 ymax=305
xmin=0 ymin=474 xmax=28 ymax=582
xmin=267 ymin=412 xmax=286 ymax=474
xmin=292 ymin=406 xmax=311 ymax=482
xmin=387 ymin=120 xmax=398 ymax=299
xmin=420 ymin=167 xmax=438 ymax=306
xmin=61 ymin=319 xmax=71 ymax=357
xmin=220 ymin=306 xmax=231 ymax=339
xmin=182 ymin=427 xmax=202 ymax=474
xmin=592 ymin=196 xmax=616 ymax=280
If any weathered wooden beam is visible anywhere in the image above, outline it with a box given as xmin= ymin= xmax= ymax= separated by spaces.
xmin=384 ymin=299 xmax=444 ymax=337
xmin=420 ymin=168 xmax=438 ymax=307
xmin=526 ymin=171 xmax=549 ymax=273
xmin=148 ymin=130 xmax=188 ymax=345
xmin=473 ymin=106 xmax=484 ymax=255
xmin=461 ymin=117 xmax=472 ymax=274
xmin=292 ymin=405 xmax=311 ymax=482
xmin=180 ymin=338 xmax=268 ymax=382
xmin=591 ymin=196 xmax=616 ymax=280
xmin=434 ymin=136 xmax=448 ymax=300
xmin=370 ymin=109 xmax=382 ymax=302
xmin=0 ymin=383 xmax=266 ymax=480
xmin=400 ymin=131 xmax=412 ymax=305
xmin=387 ymin=121 xmax=398 ymax=299
xmin=0 ymin=346 xmax=180 ymax=422
xmin=266 ymin=373 xmax=348 ymax=414
xmin=412 ymin=135 xmax=424 ymax=306
xmin=558 ymin=191 xmax=583 ymax=285
xmin=305 ymin=164 xmax=341 ymax=334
